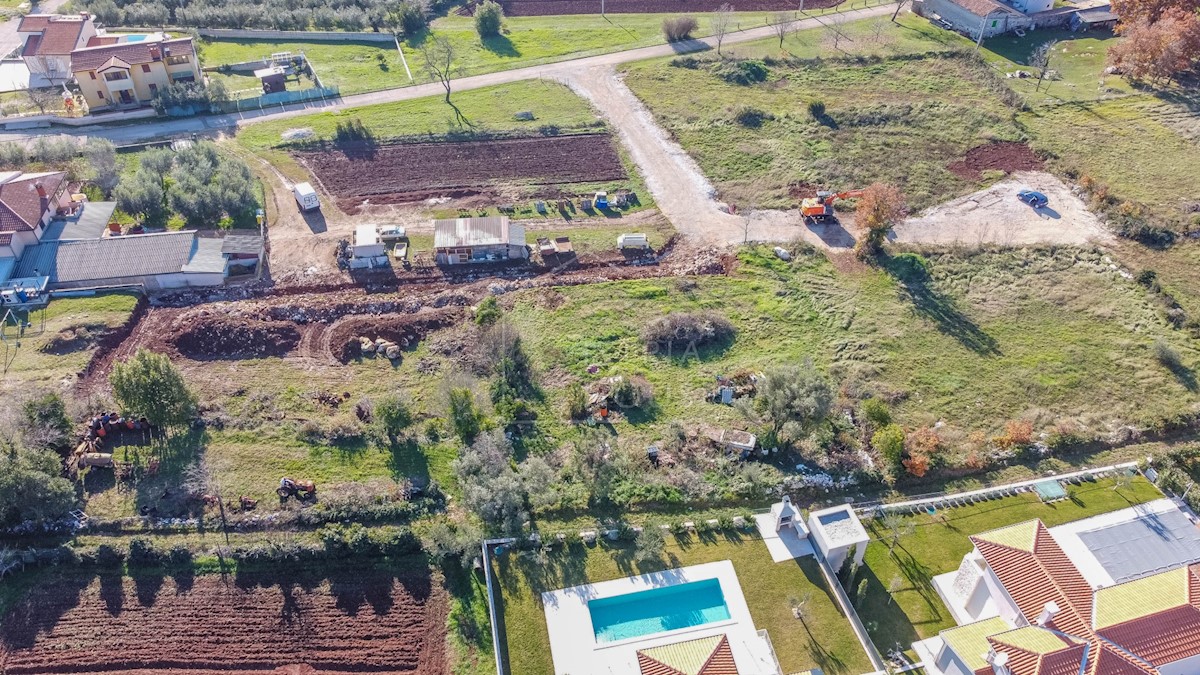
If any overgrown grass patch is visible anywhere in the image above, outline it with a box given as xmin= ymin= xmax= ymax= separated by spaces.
xmin=621 ymin=51 xmax=1021 ymax=209
xmin=857 ymin=476 xmax=1162 ymax=652
xmin=492 ymin=533 xmax=873 ymax=675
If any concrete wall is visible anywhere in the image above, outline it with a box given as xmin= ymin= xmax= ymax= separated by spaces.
xmin=922 ymin=0 xmax=1030 ymax=37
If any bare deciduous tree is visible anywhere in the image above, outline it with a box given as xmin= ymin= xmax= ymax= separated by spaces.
xmin=22 ymin=86 xmax=60 ymax=115
xmin=891 ymin=0 xmax=909 ymax=22
xmin=769 ymin=11 xmax=795 ymax=49
xmin=422 ymin=36 xmax=469 ymax=126
xmin=712 ymin=3 xmax=734 ymax=56
xmin=1030 ymin=39 xmax=1059 ymax=92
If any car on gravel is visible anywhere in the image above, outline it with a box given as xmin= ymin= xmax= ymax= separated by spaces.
xmin=1017 ymin=189 xmax=1049 ymax=208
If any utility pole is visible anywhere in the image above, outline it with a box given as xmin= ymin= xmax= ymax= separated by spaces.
xmin=975 ymin=9 xmax=1003 ymax=51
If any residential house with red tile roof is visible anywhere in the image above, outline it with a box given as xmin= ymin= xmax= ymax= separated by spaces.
xmin=71 ymin=37 xmax=201 ymax=111
xmin=0 ymin=170 xmax=69 ymax=262
xmin=915 ymin=500 xmax=1200 ymax=675
xmin=16 ymin=13 xmax=97 ymax=82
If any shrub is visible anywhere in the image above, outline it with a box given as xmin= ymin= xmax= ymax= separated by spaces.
xmin=861 ymin=398 xmax=891 ymax=428
xmin=902 ymin=452 xmax=930 ymax=478
xmin=663 ymin=16 xmax=699 ymax=41
xmin=1155 ymin=339 xmax=1183 ymax=370
xmin=1136 ymin=269 xmax=1159 ymax=288
xmin=669 ymin=55 xmax=703 ymax=69
xmin=807 ymin=100 xmax=826 ymax=118
xmin=394 ymin=0 xmax=427 ymax=34
xmin=611 ymin=375 xmax=654 ymax=410
xmin=873 ymin=424 xmax=905 ymax=470
xmin=993 ymin=419 xmax=1034 ymax=449
xmin=565 ymin=382 xmax=588 ymax=420
xmin=641 ymin=311 xmax=735 ymax=354
xmin=167 ymin=544 xmax=192 ymax=566
xmin=95 ymin=544 xmax=125 ymax=567
xmin=127 ymin=538 xmax=162 ymax=567
xmin=448 ymin=387 xmax=482 ymax=443
xmin=711 ymin=59 xmax=769 ymax=85
xmin=475 ymin=0 xmax=503 ymax=37
xmin=475 ymin=296 xmax=501 ymax=325
xmin=633 ymin=526 xmax=665 ymax=563
xmin=733 ymin=105 xmax=773 ymax=128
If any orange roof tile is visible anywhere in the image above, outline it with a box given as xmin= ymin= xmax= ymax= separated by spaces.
xmin=638 ymin=635 xmax=738 ymax=675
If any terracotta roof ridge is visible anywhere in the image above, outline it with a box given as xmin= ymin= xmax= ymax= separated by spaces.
xmin=697 ymin=634 xmax=730 ymax=675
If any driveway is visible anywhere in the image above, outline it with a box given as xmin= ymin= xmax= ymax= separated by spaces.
xmin=893 ymin=171 xmax=1112 ymax=247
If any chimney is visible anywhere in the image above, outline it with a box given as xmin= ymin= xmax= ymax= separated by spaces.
xmin=79 ymin=11 xmax=90 ymax=20
xmin=985 ymin=649 xmax=1012 ymax=675
xmin=34 ymin=183 xmax=47 ymax=198
xmin=150 ymin=46 xmax=161 ymax=61
xmin=1037 ymin=601 xmax=1060 ymax=627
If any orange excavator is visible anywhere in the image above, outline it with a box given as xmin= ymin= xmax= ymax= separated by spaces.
xmin=801 ymin=189 xmax=863 ymax=222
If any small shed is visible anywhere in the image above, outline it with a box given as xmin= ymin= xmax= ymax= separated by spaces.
xmin=353 ymin=224 xmax=385 ymax=259
xmin=433 ymin=216 xmax=528 ymax=265
xmin=618 ymin=233 xmax=650 ymax=250
xmin=720 ymin=429 xmax=757 ymax=458
xmin=1070 ymin=6 xmax=1118 ymax=31
xmin=254 ymin=65 xmax=287 ymax=94
xmin=807 ymin=505 xmax=869 ymax=573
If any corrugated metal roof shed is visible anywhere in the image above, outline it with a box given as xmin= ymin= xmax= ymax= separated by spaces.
xmin=181 ymin=237 xmax=227 ymax=274
xmin=15 ymin=231 xmax=197 ymax=283
xmin=433 ymin=216 xmax=524 ymax=249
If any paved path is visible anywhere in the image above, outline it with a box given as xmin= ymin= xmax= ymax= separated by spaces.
xmin=0 ymin=3 xmax=893 ymax=145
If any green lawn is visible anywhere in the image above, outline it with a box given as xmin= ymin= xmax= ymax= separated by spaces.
xmin=1020 ymin=95 xmax=1200 ymax=222
xmin=506 ymin=246 xmax=1198 ymax=451
xmin=620 ymin=21 xmax=1021 ymax=209
xmin=200 ymin=8 xmax=853 ymax=97
xmin=977 ymin=29 xmax=1135 ymax=103
xmin=492 ymin=533 xmax=873 ymax=675
xmin=856 ymin=475 xmax=1162 ymax=652
xmin=0 ymin=292 xmax=140 ymax=398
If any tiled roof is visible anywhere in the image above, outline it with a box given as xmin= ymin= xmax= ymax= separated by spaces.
xmin=16 ymin=14 xmax=52 ymax=32
xmin=98 ymin=56 xmax=132 ymax=72
xmin=21 ymin=35 xmax=41 ymax=57
xmin=23 ymin=17 xmax=87 ymax=56
xmin=433 ymin=216 xmax=525 ymax=249
xmin=0 ymin=232 xmax=12 ymax=246
xmin=1094 ymin=567 xmax=1189 ymax=629
xmin=14 ymin=231 xmax=200 ymax=283
xmin=942 ymin=617 xmax=1010 ymax=672
xmin=973 ymin=521 xmax=1038 ymax=552
xmin=637 ymin=634 xmax=738 ymax=675
xmin=70 ymin=37 xmax=192 ymax=73
xmin=972 ymin=521 xmax=1094 ymax=635
xmin=0 ymin=172 xmax=66 ymax=233
xmin=220 ymin=233 xmax=263 ymax=255
xmin=991 ymin=626 xmax=1085 ymax=654
xmin=180 ymin=236 xmax=227 ymax=274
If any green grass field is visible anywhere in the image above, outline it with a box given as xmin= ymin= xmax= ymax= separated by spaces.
xmin=0 ymin=293 xmax=140 ymax=398
xmin=620 ymin=21 xmax=1020 ymax=209
xmin=492 ymin=533 xmax=873 ymax=675
xmin=200 ymin=7 xmax=856 ymax=97
xmin=857 ymin=475 xmax=1162 ymax=652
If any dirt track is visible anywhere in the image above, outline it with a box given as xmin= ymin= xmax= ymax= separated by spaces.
xmin=894 ymin=171 xmax=1112 ymax=247
xmin=497 ymin=0 xmax=843 ymax=14
xmin=0 ymin=569 xmax=447 ymax=675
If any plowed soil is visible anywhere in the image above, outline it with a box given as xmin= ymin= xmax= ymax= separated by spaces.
xmin=294 ymin=134 xmax=626 ymax=205
xmin=176 ymin=319 xmax=302 ymax=360
xmin=0 ymin=569 xmax=448 ymax=675
xmin=497 ymin=0 xmax=842 ymax=14
xmin=947 ymin=141 xmax=1044 ymax=181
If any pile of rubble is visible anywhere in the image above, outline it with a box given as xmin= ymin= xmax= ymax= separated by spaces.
xmin=356 ymin=336 xmax=409 ymax=360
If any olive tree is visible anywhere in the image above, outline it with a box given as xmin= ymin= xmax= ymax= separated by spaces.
xmin=110 ymin=348 xmax=198 ymax=429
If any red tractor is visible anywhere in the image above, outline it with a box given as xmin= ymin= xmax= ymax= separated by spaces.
xmin=277 ymin=477 xmax=317 ymax=503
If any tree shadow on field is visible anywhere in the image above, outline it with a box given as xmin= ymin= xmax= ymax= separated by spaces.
xmin=99 ymin=573 xmax=124 ymax=616
xmin=0 ymin=571 xmax=95 ymax=650
xmin=133 ymin=571 xmax=164 ymax=607
xmin=481 ymin=34 xmax=519 ymax=57
xmin=883 ymin=253 xmax=1000 ymax=356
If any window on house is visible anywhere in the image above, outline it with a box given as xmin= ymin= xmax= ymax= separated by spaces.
xmin=97 ymin=90 xmax=105 ymax=99
xmin=148 ymin=83 xmax=157 ymax=94
xmin=103 ymin=71 xmax=128 ymax=82
xmin=142 ymin=64 xmax=151 ymax=73
xmin=165 ymin=55 xmax=190 ymax=66
xmin=89 ymin=71 xmax=96 ymax=80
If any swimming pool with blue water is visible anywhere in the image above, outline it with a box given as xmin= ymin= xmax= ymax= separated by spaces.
xmin=588 ymin=578 xmax=731 ymax=643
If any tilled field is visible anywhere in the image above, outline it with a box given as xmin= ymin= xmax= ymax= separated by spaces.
xmin=495 ymin=0 xmax=842 ymax=14
xmin=294 ymin=134 xmax=626 ymax=206
xmin=0 ymin=569 xmax=448 ymax=675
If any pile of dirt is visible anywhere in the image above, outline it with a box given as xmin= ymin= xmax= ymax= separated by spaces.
xmin=175 ymin=319 xmax=302 ymax=360
xmin=39 ymin=323 xmax=110 ymax=355
xmin=330 ymin=309 xmax=461 ymax=363
xmin=947 ymin=142 xmax=1044 ymax=181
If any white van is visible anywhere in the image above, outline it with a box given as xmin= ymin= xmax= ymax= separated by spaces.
xmin=293 ymin=182 xmax=320 ymax=212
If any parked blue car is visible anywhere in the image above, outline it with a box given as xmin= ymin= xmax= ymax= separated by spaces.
xmin=1017 ymin=189 xmax=1049 ymax=208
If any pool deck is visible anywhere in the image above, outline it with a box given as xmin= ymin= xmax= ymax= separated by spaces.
xmin=541 ymin=560 xmax=779 ymax=674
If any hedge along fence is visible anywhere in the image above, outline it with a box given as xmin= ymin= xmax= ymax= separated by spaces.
xmin=114 ymin=27 xmax=397 ymax=42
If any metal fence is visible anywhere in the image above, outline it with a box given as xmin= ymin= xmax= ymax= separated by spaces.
xmin=217 ymin=85 xmax=340 ymax=114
